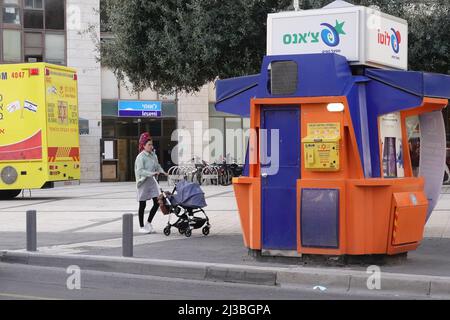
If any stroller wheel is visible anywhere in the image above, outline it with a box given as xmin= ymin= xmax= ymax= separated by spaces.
xmin=184 ymin=229 xmax=192 ymax=238
xmin=179 ymin=228 xmax=186 ymax=235
xmin=202 ymin=226 xmax=210 ymax=236
xmin=163 ymin=226 xmax=171 ymax=236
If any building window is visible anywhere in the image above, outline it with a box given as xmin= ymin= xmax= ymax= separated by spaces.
xmin=0 ymin=0 xmax=67 ymax=65
xmin=25 ymin=32 xmax=43 ymax=62
xmin=102 ymin=119 xmax=116 ymax=138
xmin=24 ymin=0 xmax=43 ymax=9
xmin=226 ymin=118 xmax=245 ymax=164
xmin=3 ymin=29 xmax=21 ymax=61
xmin=45 ymin=33 xmax=65 ymax=64
xmin=209 ymin=117 xmax=225 ymax=163
xmin=45 ymin=0 xmax=65 ymax=30
xmin=24 ymin=7 xmax=44 ymax=29
xmin=2 ymin=0 xmax=21 ymax=25
xmin=209 ymin=103 xmax=249 ymax=164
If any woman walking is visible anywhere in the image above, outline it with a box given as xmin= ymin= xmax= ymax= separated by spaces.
xmin=135 ymin=135 xmax=168 ymax=234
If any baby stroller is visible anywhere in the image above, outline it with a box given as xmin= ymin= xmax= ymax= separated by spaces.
xmin=158 ymin=179 xmax=211 ymax=238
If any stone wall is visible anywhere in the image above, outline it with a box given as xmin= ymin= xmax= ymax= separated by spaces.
xmin=67 ymin=0 xmax=102 ymax=182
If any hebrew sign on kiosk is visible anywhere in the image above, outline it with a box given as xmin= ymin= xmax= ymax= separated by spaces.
xmin=267 ymin=6 xmax=408 ymax=70
xmin=215 ymin=1 xmax=450 ymax=258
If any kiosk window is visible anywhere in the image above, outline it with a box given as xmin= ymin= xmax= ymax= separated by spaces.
xmin=406 ymin=116 xmax=421 ymax=177
xmin=379 ymin=112 xmax=404 ymax=178
xmin=269 ymin=61 xmax=298 ymax=95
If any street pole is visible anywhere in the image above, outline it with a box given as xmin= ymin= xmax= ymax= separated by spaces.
xmin=26 ymin=210 xmax=37 ymax=252
xmin=122 ymin=213 xmax=133 ymax=257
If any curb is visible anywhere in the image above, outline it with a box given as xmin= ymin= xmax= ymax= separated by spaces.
xmin=1 ymin=251 xmax=449 ymax=298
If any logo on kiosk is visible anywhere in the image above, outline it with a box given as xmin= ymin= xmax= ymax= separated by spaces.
xmin=282 ymin=20 xmax=346 ymax=47
xmin=320 ymin=20 xmax=346 ymax=47
xmin=378 ymin=28 xmax=402 ymax=53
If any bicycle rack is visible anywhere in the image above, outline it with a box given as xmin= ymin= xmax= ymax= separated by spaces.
xmin=201 ymin=166 xmax=219 ymax=185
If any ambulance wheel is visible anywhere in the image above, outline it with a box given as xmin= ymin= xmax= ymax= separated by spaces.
xmin=184 ymin=229 xmax=192 ymax=238
xmin=163 ymin=226 xmax=171 ymax=236
xmin=0 ymin=190 xmax=21 ymax=200
xmin=202 ymin=226 xmax=210 ymax=236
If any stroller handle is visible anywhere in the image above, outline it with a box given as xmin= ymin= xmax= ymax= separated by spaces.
xmin=152 ymin=175 xmax=176 ymax=194
xmin=152 ymin=175 xmax=164 ymax=193
xmin=153 ymin=175 xmax=172 ymax=206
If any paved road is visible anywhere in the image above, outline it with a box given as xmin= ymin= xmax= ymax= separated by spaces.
xmin=0 ymin=263 xmax=420 ymax=300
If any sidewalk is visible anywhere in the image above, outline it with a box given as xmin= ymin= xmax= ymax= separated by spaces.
xmin=0 ymin=182 xmax=240 ymax=252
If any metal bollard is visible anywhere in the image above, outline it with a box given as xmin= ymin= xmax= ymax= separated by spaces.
xmin=122 ymin=213 xmax=133 ymax=257
xmin=26 ymin=210 xmax=37 ymax=252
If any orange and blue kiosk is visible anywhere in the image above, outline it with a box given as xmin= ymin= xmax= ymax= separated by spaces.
xmin=215 ymin=53 xmax=450 ymax=258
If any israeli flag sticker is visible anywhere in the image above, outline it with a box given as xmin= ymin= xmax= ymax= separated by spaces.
xmin=7 ymin=100 xmax=21 ymax=113
xmin=24 ymin=100 xmax=38 ymax=112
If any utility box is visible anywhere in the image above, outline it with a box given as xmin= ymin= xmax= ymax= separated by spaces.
xmin=267 ymin=5 xmax=408 ymax=70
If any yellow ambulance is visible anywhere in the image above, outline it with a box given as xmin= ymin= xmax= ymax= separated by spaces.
xmin=0 ymin=63 xmax=80 ymax=200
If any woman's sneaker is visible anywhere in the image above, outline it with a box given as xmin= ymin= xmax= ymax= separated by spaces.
xmin=145 ymin=223 xmax=155 ymax=234
xmin=139 ymin=227 xmax=150 ymax=234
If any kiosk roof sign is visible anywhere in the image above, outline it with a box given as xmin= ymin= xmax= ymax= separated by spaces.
xmin=267 ymin=5 xmax=408 ymax=70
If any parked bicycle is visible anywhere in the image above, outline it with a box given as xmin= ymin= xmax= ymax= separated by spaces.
xmin=190 ymin=157 xmax=209 ymax=185
xmin=228 ymin=157 xmax=244 ymax=178
xmin=167 ymin=156 xmax=243 ymax=187
xmin=215 ymin=158 xmax=233 ymax=186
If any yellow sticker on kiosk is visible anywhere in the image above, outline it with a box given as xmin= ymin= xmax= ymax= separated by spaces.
xmin=302 ymin=123 xmax=340 ymax=171
xmin=307 ymin=122 xmax=340 ymax=138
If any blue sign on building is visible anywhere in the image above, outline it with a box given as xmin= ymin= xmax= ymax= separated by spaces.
xmin=118 ymin=100 xmax=162 ymax=117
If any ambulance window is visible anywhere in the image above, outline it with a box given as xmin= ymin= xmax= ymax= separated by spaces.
xmin=3 ymin=30 xmax=21 ymax=62
xmin=2 ymin=0 xmax=21 ymax=25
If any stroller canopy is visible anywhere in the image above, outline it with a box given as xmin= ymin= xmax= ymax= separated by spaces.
xmin=172 ymin=180 xmax=207 ymax=209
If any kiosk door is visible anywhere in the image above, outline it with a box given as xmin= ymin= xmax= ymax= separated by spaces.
xmin=261 ymin=107 xmax=300 ymax=250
